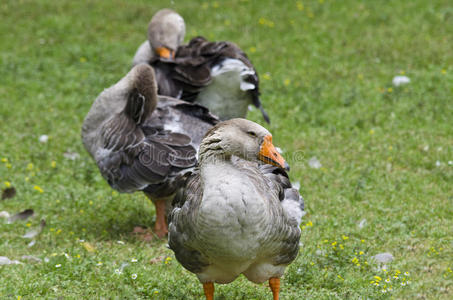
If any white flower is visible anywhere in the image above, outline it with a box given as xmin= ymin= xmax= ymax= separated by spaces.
xmin=448 ymin=161 xmax=453 ymax=166
xmin=131 ymin=274 xmax=137 ymax=280
xmin=404 ymin=272 xmax=410 ymax=276
xmin=114 ymin=269 xmax=122 ymax=275
xmin=435 ymin=161 xmax=441 ymax=167
xmin=55 ymin=264 xmax=61 ymax=268
xmin=96 ymin=262 xmax=103 ymax=266
xmin=131 ymin=258 xmax=138 ymax=263
xmin=392 ymin=75 xmax=410 ymax=87
xmin=117 ymin=241 xmax=125 ymax=245
xmin=39 ymin=135 xmax=49 ymax=143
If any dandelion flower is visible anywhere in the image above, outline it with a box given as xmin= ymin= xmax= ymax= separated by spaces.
xmin=33 ymin=185 xmax=44 ymax=193
xmin=131 ymin=274 xmax=137 ymax=280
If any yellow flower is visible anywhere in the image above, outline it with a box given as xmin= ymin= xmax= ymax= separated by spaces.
xmin=331 ymin=241 xmax=337 ymax=246
xmin=387 ymin=87 xmax=393 ymax=93
xmin=27 ymin=163 xmax=34 ymax=171
xmin=297 ymin=2 xmax=304 ymax=11
xmin=400 ymin=70 xmax=405 ymax=75
xmin=342 ymin=235 xmax=349 ymax=240
xmin=262 ymin=73 xmax=271 ymax=80
xmin=357 ymin=74 xmax=364 ymax=80
xmin=224 ymin=19 xmax=230 ymax=26
xmin=359 ymin=251 xmax=364 ymax=255
xmin=306 ymin=221 xmax=313 ymax=227
xmin=441 ymin=69 xmax=447 ymax=74
xmin=337 ymin=274 xmax=344 ymax=280
xmin=75 ymin=254 xmax=81 ymax=258
xmin=165 ymin=257 xmax=172 ymax=264
xmin=112 ymin=191 xmax=118 ymax=197
xmin=249 ymin=46 xmax=257 ymax=53
xmin=34 ymin=185 xmax=44 ymax=193
xmin=4 ymin=181 xmax=11 ymax=188
xmin=51 ymin=161 xmax=56 ymax=168
xmin=369 ymin=129 xmax=375 ymax=135
xmin=154 ymin=290 xmax=159 ymax=294
xmin=79 ymin=57 xmax=87 ymax=63
xmin=56 ymin=229 xmax=62 ymax=234
xmin=284 ymin=79 xmax=291 ymax=86
xmin=361 ymin=239 xmax=365 ymax=243
xmin=6 ymin=163 xmax=12 ymax=168
xmin=1 ymin=158 xmax=8 ymax=163
xmin=374 ymin=276 xmax=382 ymax=281
xmin=339 ymin=244 xmax=344 ymax=250
xmin=89 ymin=200 xmax=93 ymax=205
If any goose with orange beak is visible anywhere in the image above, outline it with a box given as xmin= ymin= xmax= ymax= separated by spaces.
xmin=132 ymin=9 xmax=271 ymax=124
xmin=169 ymin=118 xmax=304 ymax=300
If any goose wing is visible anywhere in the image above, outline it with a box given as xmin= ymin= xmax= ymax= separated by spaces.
xmin=168 ymin=171 xmax=210 ymax=273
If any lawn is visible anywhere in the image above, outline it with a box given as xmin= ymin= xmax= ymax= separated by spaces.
xmin=0 ymin=0 xmax=452 ymax=299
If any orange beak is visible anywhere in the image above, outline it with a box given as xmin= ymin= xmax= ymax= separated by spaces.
xmin=258 ymin=135 xmax=290 ymax=171
xmin=155 ymin=47 xmax=175 ymax=60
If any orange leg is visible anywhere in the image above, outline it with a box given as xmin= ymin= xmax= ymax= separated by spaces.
xmin=153 ymin=199 xmax=168 ymax=238
xmin=203 ymin=282 xmax=214 ymax=300
xmin=269 ymin=277 xmax=280 ymax=300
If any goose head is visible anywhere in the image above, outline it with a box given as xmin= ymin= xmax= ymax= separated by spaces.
xmin=199 ymin=118 xmax=289 ymax=170
xmin=148 ymin=9 xmax=185 ymax=60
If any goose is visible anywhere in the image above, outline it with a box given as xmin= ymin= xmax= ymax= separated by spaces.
xmin=81 ymin=63 xmax=218 ymax=237
xmin=168 ymin=119 xmax=304 ymax=300
xmin=132 ymin=9 xmax=270 ymax=123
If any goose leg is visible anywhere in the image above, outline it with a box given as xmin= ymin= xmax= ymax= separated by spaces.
xmin=144 ymin=193 xmax=168 ymax=238
xmin=269 ymin=277 xmax=280 ymax=300
xmin=203 ymin=282 xmax=214 ymax=300
xmin=153 ymin=198 xmax=168 ymax=238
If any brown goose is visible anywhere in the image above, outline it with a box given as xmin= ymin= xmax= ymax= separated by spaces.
xmin=81 ymin=64 xmax=218 ymax=237
xmin=132 ymin=9 xmax=270 ymax=123
xmin=168 ymin=119 xmax=304 ymax=300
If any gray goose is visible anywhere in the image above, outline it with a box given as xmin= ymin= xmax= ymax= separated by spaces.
xmin=132 ymin=9 xmax=270 ymax=123
xmin=81 ymin=64 xmax=218 ymax=237
xmin=168 ymin=119 xmax=304 ymax=300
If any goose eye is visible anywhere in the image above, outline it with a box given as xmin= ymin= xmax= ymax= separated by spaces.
xmin=247 ymin=131 xmax=257 ymax=137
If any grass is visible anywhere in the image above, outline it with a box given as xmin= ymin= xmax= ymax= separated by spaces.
xmin=0 ymin=0 xmax=452 ymax=298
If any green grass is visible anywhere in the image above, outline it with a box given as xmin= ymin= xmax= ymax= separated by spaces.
xmin=0 ymin=0 xmax=452 ymax=298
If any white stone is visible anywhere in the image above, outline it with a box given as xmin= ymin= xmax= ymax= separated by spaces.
xmin=392 ymin=75 xmax=410 ymax=87
xmin=308 ymin=157 xmax=322 ymax=169
xmin=371 ymin=252 xmax=394 ymax=263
